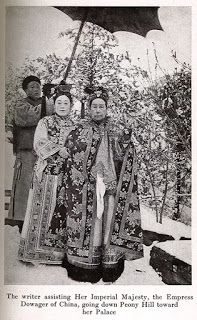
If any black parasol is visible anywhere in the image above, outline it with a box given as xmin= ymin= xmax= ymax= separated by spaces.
xmin=54 ymin=7 xmax=163 ymax=80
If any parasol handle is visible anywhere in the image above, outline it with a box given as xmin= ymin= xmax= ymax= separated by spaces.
xmin=63 ymin=9 xmax=89 ymax=81
xmin=81 ymin=99 xmax=86 ymax=118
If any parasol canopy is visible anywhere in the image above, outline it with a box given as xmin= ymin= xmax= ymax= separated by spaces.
xmin=51 ymin=6 xmax=163 ymax=118
xmin=54 ymin=7 xmax=163 ymax=81
xmin=55 ymin=7 xmax=162 ymax=37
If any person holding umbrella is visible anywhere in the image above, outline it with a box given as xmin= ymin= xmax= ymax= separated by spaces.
xmin=8 ymin=75 xmax=54 ymax=225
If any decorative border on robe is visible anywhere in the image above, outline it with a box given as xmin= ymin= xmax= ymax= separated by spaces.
xmin=18 ymin=174 xmax=65 ymax=264
xmin=107 ymin=143 xmax=143 ymax=256
xmin=37 ymin=141 xmax=61 ymax=160
xmin=47 ymin=119 xmax=143 ymax=267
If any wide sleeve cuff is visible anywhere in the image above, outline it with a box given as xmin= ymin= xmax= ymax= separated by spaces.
xmin=37 ymin=141 xmax=61 ymax=160
xmin=34 ymin=118 xmax=61 ymax=160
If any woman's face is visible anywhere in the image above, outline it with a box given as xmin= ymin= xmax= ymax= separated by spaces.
xmin=90 ymin=98 xmax=107 ymax=121
xmin=55 ymin=95 xmax=71 ymax=117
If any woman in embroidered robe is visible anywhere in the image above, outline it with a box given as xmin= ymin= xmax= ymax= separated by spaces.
xmin=18 ymin=91 xmax=75 ymax=264
xmin=47 ymin=88 xmax=143 ymax=282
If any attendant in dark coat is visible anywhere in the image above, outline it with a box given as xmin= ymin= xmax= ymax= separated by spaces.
xmin=8 ymin=75 xmax=53 ymax=222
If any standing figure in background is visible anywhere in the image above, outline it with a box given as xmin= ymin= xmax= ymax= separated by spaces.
xmin=47 ymin=87 xmax=143 ymax=283
xmin=8 ymin=75 xmax=54 ymax=223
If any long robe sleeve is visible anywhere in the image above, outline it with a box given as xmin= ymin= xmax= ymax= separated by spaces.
xmin=33 ymin=118 xmax=62 ymax=182
xmin=34 ymin=119 xmax=61 ymax=160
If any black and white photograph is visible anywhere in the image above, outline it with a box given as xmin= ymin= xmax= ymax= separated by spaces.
xmin=3 ymin=4 xmax=192 ymax=288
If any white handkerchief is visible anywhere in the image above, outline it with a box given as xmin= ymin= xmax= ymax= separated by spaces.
xmin=96 ymin=173 xmax=106 ymax=220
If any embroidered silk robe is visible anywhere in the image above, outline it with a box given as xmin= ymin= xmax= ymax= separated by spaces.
xmin=46 ymin=118 xmax=143 ymax=269
xmin=18 ymin=114 xmax=75 ymax=264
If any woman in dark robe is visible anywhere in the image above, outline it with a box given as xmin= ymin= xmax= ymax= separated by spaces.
xmin=46 ymin=87 xmax=143 ymax=282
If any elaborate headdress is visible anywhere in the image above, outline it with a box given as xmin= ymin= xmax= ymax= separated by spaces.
xmin=84 ymin=86 xmax=109 ymax=106
xmin=53 ymin=80 xmax=72 ymax=103
xmin=57 ymin=80 xmax=72 ymax=94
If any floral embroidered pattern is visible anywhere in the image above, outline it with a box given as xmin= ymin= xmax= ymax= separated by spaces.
xmin=19 ymin=117 xmax=143 ymax=266
xmin=46 ymin=118 xmax=143 ymax=264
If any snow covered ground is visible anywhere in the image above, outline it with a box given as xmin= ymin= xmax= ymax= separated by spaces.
xmin=141 ymin=205 xmax=191 ymax=240
xmin=4 ymin=225 xmax=164 ymax=285
xmin=4 ymin=205 xmax=191 ymax=286
xmin=154 ymin=240 xmax=191 ymax=265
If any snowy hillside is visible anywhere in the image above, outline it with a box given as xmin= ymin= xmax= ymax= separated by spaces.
xmin=141 ymin=205 xmax=191 ymax=240
xmin=4 ymin=203 xmax=191 ymax=285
